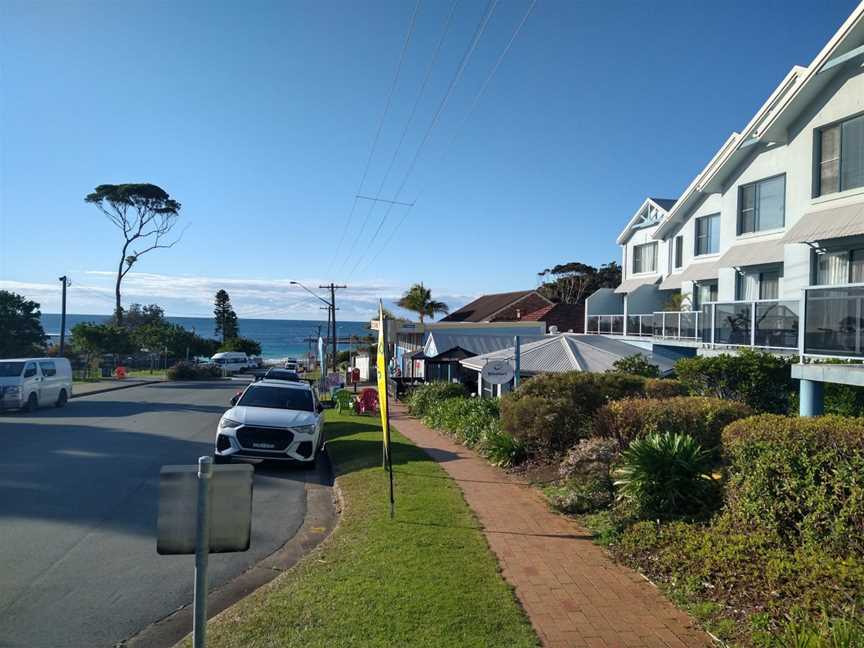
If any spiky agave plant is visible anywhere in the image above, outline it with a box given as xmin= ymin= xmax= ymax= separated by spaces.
xmin=614 ymin=432 xmax=716 ymax=519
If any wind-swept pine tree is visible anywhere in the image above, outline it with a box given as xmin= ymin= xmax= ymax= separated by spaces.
xmin=214 ymin=290 xmax=239 ymax=341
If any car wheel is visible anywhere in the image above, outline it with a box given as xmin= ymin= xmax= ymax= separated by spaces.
xmin=56 ymin=390 xmax=68 ymax=408
xmin=213 ymin=454 xmax=232 ymax=465
xmin=23 ymin=393 xmax=38 ymax=413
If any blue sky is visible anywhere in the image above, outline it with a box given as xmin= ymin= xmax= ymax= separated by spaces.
xmin=0 ymin=0 xmax=858 ymax=320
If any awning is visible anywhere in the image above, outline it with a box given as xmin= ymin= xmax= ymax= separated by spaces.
xmin=614 ymin=275 xmax=660 ymax=294
xmin=677 ymin=260 xmax=721 ymax=283
xmin=782 ymin=203 xmax=864 ymax=243
xmin=718 ymin=236 xmax=785 ymax=267
xmin=659 ymin=273 xmax=684 ymax=291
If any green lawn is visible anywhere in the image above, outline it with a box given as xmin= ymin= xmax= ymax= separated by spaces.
xmin=188 ymin=410 xmax=538 ymax=648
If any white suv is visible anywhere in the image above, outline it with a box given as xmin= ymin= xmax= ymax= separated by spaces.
xmin=215 ymin=379 xmax=325 ymax=464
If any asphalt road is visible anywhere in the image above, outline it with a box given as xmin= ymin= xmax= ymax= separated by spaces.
xmin=0 ymin=381 xmax=313 ymax=648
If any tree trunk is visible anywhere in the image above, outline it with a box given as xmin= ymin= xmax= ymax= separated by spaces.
xmin=115 ymin=242 xmax=129 ymax=323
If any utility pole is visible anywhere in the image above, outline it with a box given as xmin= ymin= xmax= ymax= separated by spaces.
xmin=58 ymin=276 xmax=70 ymax=355
xmin=319 ymin=283 xmax=346 ymax=373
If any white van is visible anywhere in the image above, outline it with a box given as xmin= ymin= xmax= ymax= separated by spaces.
xmin=210 ymin=352 xmax=250 ymax=374
xmin=0 ymin=358 xmax=73 ymax=412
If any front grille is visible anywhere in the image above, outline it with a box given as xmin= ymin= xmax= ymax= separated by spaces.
xmin=236 ymin=426 xmax=294 ymax=451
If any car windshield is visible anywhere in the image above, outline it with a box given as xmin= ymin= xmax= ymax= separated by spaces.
xmin=238 ymin=385 xmax=314 ymax=412
xmin=265 ymin=370 xmax=299 ymax=381
xmin=0 ymin=362 xmax=24 ymax=377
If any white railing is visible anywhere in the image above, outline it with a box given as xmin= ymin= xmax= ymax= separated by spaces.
xmin=651 ymin=310 xmax=700 ymax=341
xmin=585 ymin=314 xmax=654 ymax=337
xmin=703 ymin=299 xmax=799 ymax=350
xmin=801 ymin=284 xmax=864 ymax=358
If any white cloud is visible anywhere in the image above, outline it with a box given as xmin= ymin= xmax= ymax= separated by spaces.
xmin=0 ymin=272 xmax=472 ymax=321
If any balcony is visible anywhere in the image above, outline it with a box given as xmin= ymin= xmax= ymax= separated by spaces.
xmin=701 ymin=299 xmax=799 ymax=350
xmin=651 ymin=310 xmax=700 ymax=341
xmin=586 ymin=314 xmax=653 ymax=337
xmin=802 ymin=284 xmax=864 ymax=357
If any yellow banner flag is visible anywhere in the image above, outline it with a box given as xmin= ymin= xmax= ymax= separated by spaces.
xmin=376 ymin=301 xmax=390 ymax=457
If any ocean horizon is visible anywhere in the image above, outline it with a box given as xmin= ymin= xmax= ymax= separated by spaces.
xmin=40 ymin=313 xmax=372 ymax=360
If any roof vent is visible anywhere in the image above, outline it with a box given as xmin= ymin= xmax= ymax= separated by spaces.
xmin=549 ymin=325 xmax=559 ymax=334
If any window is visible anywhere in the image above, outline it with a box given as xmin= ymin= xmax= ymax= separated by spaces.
xmin=237 ymin=385 xmax=314 ymax=412
xmin=694 ymin=281 xmax=718 ymax=309
xmin=738 ymin=175 xmax=785 ymax=234
xmin=632 ymin=242 xmax=657 ymax=274
xmin=674 ymin=235 xmax=683 ymax=269
xmin=816 ymin=249 xmax=864 ymax=285
xmin=736 ymin=269 xmax=781 ymax=300
xmin=38 ymin=361 xmax=56 ymax=377
xmin=817 ymin=114 xmax=864 ymax=196
xmin=23 ymin=363 xmax=37 ymax=378
xmin=695 ymin=214 xmax=720 ymax=256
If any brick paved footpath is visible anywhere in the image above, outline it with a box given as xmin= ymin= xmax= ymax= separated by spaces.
xmin=390 ymin=403 xmax=713 ymax=648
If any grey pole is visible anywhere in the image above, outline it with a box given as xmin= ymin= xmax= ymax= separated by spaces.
xmin=58 ymin=276 xmax=68 ymax=355
xmin=193 ymin=456 xmax=213 ymax=648
xmin=514 ymin=336 xmax=521 ymax=388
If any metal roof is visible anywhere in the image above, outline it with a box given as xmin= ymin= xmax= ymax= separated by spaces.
xmin=459 ymin=334 xmax=676 ymax=375
xmin=718 ymin=236 xmax=786 ymax=267
xmin=782 ymin=202 xmax=864 ymax=244
xmin=423 ymin=331 xmax=543 ymax=358
xmin=614 ymin=275 xmax=661 ymax=294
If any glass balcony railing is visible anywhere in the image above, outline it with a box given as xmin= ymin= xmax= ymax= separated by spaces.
xmin=702 ymin=299 xmax=799 ymax=349
xmin=651 ymin=311 xmax=700 ymax=341
xmin=802 ymin=284 xmax=864 ymax=357
xmin=586 ymin=314 xmax=653 ymax=337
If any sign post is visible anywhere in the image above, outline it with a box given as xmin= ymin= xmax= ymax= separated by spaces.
xmin=193 ymin=456 xmax=212 ymax=648
xmin=514 ymin=335 xmax=521 ymax=388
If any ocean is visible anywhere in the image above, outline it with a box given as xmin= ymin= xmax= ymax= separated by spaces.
xmin=40 ymin=313 xmax=372 ymax=361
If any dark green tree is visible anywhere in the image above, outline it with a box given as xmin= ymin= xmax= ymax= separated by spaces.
xmin=0 ymin=291 xmax=47 ymax=357
xmin=124 ymin=303 xmax=166 ymax=329
xmin=84 ymin=183 xmax=182 ymax=322
xmin=213 ymin=290 xmax=239 ymax=341
xmin=218 ymin=336 xmax=261 ymax=356
xmin=70 ymin=322 xmax=135 ymax=361
xmin=537 ymin=261 xmax=622 ymax=304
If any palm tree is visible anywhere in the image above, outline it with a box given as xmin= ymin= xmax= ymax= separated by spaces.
xmin=664 ymin=292 xmax=692 ymax=311
xmin=397 ymin=283 xmax=449 ymax=323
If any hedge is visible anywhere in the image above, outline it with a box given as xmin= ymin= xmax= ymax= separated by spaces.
xmin=423 ymin=397 xmax=500 ymax=447
xmin=500 ymin=372 xmax=647 ymax=455
xmin=166 ymin=361 xmax=223 ymax=380
xmin=406 ymin=383 xmax=467 ymax=417
xmin=722 ymin=414 xmax=864 ymax=556
xmin=592 ymin=396 xmax=753 ymax=450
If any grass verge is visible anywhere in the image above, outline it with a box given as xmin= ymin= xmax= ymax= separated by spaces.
xmin=184 ymin=410 xmax=538 ymax=648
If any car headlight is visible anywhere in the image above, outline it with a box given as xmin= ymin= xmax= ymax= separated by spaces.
xmin=219 ymin=417 xmax=242 ymax=429
xmin=5 ymin=386 xmax=20 ymax=396
xmin=292 ymin=425 xmax=316 ymax=436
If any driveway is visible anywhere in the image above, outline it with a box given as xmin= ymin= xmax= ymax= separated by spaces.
xmin=0 ymin=381 xmax=322 ymax=648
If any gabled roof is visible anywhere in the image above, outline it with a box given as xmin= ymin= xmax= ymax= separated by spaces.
xmin=617 ymin=197 xmax=678 ymax=244
xmin=439 ymin=290 xmax=551 ymax=322
xmin=655 ymin=3 xmax=864 ymax=238
xmin=458 ymin=333 xmax=675 ymax=375
xmin=423 ymin=331 xmax=544 ymax=358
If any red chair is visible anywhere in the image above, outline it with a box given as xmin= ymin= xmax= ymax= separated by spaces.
xmin=354 ymin=388 xmax=379 ymax=414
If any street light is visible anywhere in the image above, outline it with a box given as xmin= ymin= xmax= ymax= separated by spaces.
xmin=289 ymin=280 xmax=329 ymax=306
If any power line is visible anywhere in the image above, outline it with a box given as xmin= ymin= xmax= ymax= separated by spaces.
xmin=359 ymin=0 xmax=538 ymax=275
xmin=327 ymin=0 xmax=423 ymax=272
xmin=334 ymin=0 xmax=460 ymax=277
xmin=343 ymin=0 xmax=500 ymax=282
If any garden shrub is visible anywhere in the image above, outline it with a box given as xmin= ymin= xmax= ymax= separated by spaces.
xmin=643 ymin=378 xmax=687 ymax=399
xmin=593 ymin=396 xmax=753 ymax=450
xmin=675 ymin=348 xmax=794 ymax=414
xmin=500 ymin=372 xmax=646 ymax=455
xmin=478 ymin=419 xmax=526 ymax=468
xmin=406 ymin=382 xmax=467 ymax=417
xmin=613 ymin=516 xmax=864 ymax=637
xmin=609 ymin=354 xmax=659 ymax=378
xmin=722 ymin=414 xmax=864 ymax=556
xmin=614 ymin=432 xmax=718 ymax=520
xmin=166 ymin=361 xmax=222 ymax=380
xmin=549 ymin=437 xmax=619 ymax=514
xmin=423 ymin=397 xmax=499 ymax=448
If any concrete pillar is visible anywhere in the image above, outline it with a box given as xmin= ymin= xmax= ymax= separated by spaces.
xmin=799 ymin=379 xmax=824 ymax=417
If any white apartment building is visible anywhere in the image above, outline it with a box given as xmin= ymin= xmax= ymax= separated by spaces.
xmin=587 ymin=2 xmax=864 ymax=361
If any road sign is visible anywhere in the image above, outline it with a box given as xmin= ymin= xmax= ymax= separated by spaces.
xmin=481 ymin=359 xmax=515 ymax=385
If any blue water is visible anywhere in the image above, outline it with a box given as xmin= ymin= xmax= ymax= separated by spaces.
xmin=40 ymin=313 xmax=372 ymax=360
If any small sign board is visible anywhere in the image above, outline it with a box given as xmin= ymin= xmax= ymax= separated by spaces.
xmin=157 ymin=463 xmax=254 ymax=555
xmin=481 ymin=359 xmax=515 ymax=385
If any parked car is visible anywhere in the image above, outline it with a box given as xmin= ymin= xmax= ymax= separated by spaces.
xmin=210 ymin=352 xmax=250 ymax=373
xmin=263 ymin=368 xmax=301 ymax=383
xmin=215 ymin=379 xmax=325 ymax=464
xmin=283 ymin=359 xmax=299 ymax=372
xmin=0 ymin=358 xmax=72 ymax=412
